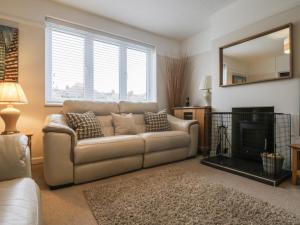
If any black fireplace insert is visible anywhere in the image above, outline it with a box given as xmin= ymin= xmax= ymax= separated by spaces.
xmin=232 ymin=107 xmax=274 ymax=161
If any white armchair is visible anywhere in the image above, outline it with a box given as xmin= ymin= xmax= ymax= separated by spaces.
xmin=0 ymin=134 xmax=31 ymax=180
xmin=0 ymin=134 xmax=42 ymax=225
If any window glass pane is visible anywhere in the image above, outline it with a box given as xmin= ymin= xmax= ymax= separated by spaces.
xmin=127 ymin=48 xmax=147 ymax=101
xmin=51 ymin=31 xmax=85 ymax=102
xmin=93 ymin=41 xmax=120 ymax=101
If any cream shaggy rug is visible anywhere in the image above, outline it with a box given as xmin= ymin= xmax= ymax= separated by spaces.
xmin=83 ymin=168 xmax=300 ymax=225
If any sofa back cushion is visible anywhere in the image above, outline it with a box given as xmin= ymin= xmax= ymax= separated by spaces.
xmin=63 ymin=100 xmax=159 ymax=136
xmin=63 ymin=100 xmax=119 ymax=116
xmin=119 ymin=101 xmax=158 ymax=114
xmin=111 ymin=113 xmax=138 ymax=135
xmin=132 ymin=114 xmax=146 ymax=134
xmin=97 ymin=115 xmax=114 ymax=137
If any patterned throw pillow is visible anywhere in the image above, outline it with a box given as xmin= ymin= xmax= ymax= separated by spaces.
xmin=144 ymin=110 xmax=171 ymax=132
xmin=65 ymin=111 xmax=104 ymax=140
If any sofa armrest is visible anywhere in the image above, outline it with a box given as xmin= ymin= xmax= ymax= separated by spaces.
xmin=43 ymin=114 xmax=77 ymax=146
xmin=167 ymin=114 xmax=198 ymax=133
xmin=168 ymin=115 xmax=199 ymax=157
xmin=43 ymin=114 xmax=75 ymax=187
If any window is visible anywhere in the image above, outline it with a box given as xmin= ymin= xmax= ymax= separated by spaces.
xmin=93 ymin=41 xmax=120 ymax=101
xmin=45 ymin=19 xmax=156 ymax=104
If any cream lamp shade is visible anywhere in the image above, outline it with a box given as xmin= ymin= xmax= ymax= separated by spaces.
xmin=0 ymin=82 xmax=28 ymax=104
xmin=198 ymin=75 xmax=212 ymax=90
xmin=0 ymin=82 xmax=28 ymax=134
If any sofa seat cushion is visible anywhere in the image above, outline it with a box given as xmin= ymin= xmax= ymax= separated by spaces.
xmin=97 ymin=115 xmax=114 ymax=137
xmin=0 ymin=178 xmax=41 ymax=225
xmin=74 ymin=135 xmax=145 ymax=164
xmin=139 ymin=131 xmax=190 ymax=153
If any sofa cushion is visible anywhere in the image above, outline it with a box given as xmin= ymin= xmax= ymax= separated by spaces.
xmin=97 ymin=115 xmax=114 ymax=137
xmin=144 ymin=110 xmax=171 ymax=132
xmin=74 ymin=135 xmax=144 ymax=164
xmin=112 ymin=113 xmax=137 ymax=135
xmin=119 ymin=101 xmax=158 ymax=114
xmin=0 ymin=178 xmax=41 ymax=225
xmin=66 ymin=111 xmax=104 ymax=140
xmin=132 ymin=114 xmax=146 ymax=134
xmin=139 ymin=131 xmax=190 ymax=153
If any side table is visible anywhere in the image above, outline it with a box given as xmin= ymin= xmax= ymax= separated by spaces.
xmin=173 ymin=106 xmax=212 ymax=154
xmin=291 ymin=144 xmax=300 ymax=185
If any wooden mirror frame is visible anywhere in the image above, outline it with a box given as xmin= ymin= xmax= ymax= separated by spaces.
xmin=219 ymin=23 xmax=293 ymax=87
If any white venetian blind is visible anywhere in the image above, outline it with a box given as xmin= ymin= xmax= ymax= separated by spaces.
xmin=46 ymin=18 xmax=156 ymax=104
xmin=127 ymin=48 xmax=147 ymax=101
xmin=93 ymin=41 xmax=120 ymax=101
xmin=50 ymin=30 xmax=85 ymax=102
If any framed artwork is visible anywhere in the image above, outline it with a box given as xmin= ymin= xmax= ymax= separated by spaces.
xmin=0 ymin=25 xmax=18 ymax=82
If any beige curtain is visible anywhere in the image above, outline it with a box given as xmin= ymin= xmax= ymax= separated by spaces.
xmin=163 ymin=56 xmax=189 ymax=113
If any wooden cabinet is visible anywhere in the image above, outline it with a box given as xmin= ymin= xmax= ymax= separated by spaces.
xmin=173 ymin=106 xmax=211 ymax=154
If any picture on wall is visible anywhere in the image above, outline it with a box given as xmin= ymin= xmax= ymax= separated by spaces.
xmin=0 ymin=25 xmax=18 ymax=82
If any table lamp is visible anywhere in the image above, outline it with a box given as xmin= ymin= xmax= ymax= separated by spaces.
xmin=0 ymin=82 xmax=28 ymax=134
xmin=198 ymin=75 xmax=212 ymax=106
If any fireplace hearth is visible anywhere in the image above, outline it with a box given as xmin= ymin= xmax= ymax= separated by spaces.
xmin=201 ymin=107 xmax=291 ymax=186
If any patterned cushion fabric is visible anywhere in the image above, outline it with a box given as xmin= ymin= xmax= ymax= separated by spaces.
xmin=144 ymin=110 xmax=171 ymax=132
xmin=65 ymin=111 xmax=104 ymax=140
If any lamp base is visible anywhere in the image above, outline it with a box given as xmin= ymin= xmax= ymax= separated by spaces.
xmin=202 ymin=89 xmax=211 ymax=106
xmin=0 ymin=105 xmax=21 ymax=134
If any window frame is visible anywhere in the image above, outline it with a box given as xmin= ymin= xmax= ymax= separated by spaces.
xmin=45 ymin=18 xmax=156 ymax=105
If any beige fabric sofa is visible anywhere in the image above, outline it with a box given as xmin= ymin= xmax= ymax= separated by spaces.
xmin=43 ymin=101 xmax=198 ymax=187
xmin=0 ymin=135 xmax=42 ymax=225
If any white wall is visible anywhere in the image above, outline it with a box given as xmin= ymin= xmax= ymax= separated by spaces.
xmin=0 ymin=0 xmax=181 ymax=162
xmin=185 ymin=51 xmax=212 ymax=106
xmin=248 ymin=57 xmax=276 ymax=77
xmin=182 ymin=5 xmax=300 ymax=139
xmin=210 ymin=0 xmax=300 ymax=41
xmin=182 ymin=0 xmax=300 ymax=56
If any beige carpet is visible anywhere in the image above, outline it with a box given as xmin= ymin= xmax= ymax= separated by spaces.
xmin=83 ymin=168 xmax=299 ymax=225
xmin=32 ymin=158 xmax=300 ymax=225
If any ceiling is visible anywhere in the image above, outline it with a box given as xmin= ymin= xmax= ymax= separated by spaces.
xmin=51 ymin=0 xmax=237 ymax=40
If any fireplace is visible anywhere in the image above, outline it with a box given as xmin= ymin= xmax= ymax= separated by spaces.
xmin=232 ymin=107 xmax=274 ymax=161
xmin=201 ymin=108 xmax=291 ymax=186
xmin=240 ymin=122 xmax=268 ymax=159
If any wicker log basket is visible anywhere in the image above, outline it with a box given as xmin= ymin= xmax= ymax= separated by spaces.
xmin=261 ymin=152 xmax=284 ymax=175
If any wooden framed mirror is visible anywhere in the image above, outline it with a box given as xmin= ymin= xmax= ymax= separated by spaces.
xmin=220 ymin=24 xmax=293 ymax=87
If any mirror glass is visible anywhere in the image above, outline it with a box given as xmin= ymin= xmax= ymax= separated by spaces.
xmin=220 ymin=25 xmax=292 ymax=86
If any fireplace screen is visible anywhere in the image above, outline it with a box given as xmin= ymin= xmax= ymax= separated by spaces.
xmin=202 ymin=111 xmax=291 ymax=186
